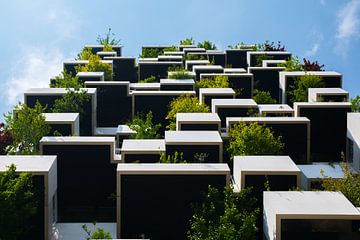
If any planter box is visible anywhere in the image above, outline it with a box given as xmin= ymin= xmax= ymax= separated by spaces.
xmin=165 ymin=131 xmax=223 ymax=163
xmin=212 ymin=99 xmax=258 ymax=127
xmin=63 ymin=60 xmax=88 ymax=77
xmin=246 ymin=51 xmax=291 ymax=67
xmin=163 ymin=51 xmax=184 ymax=56
xmin=262 ymin=59 xmax=286 ymax=67
xmin=104 ymin=57 xmax=137 ymax=82
xmin=294 ymin=102 xmax=351 ymax=162
xmin=160 ymin=79 xmax=195 ymax=91
xmin=183 ymin=47 xmax=206 ymax=55
xmin=44 ymin=113 xmax=80 ymax=136
xmin=138 ymin=61 xmax=183 ymax=81
xmin=186 ymin=51 xmax=226 ymax=67
xmin=84 ymin=81 xmax=131 ymax=127
xmin=225 ymin=49 xmax=249 ymax=68
xmin=176 ymin=113 xmax=221 ymax=131
xmin=199 ymin=88 xmax=235 ymax=106
xmin=85 ymin=44 xmax=122 ymax=56
xmin=40 ymin=136 xmax=119 ymax=222
xmin=248 ymin=67 xmax=285 ymax=102
xmin=76 ymin=72 xmax=104 ymax=82
xmin=223 ymin=68 xmax=247 ymax=74
xmin=263 ymin=191 xmax=360 ymax=240
xmin=97 ymin=51 xmax=117 ymax=59
xmin=120 ymin=139 xmax=165 ymax=163
xmin=157 ymin=55 xmax=183 ymax=62
xmin=130 ymin=83 xmax=160 ymax=91
xmin=308 ymin=88 xmax=349 ymax=102
xmin=226 ymin=117 xmax=310 ymax=164
xmin=116 ymin=163 xmax=230 ymax=239
xmin=193 ymin=65 xmax=224 ymax=81
xmin=24 ymin=88 xmax=97 ymax=136
xmin=347 ymin=113 xmax=360 ymax=173
xmin=0 ymin=155 xmax=57 ymax=240
xmin=168 ymin=70 xmax=196 ymax=80
xmin=233 ymin=156 xmax=300 ymax=198
xmin=141 ymin=45 xmax=172 ymax=56
xmin=185 ymin=60 xmax=210 ymax=71
xmin=138 ymin=57 xmax=158 ymax=62
xmin=200 ymin=73 xmax=254 ymax=98
xmin=179 ymin=44 xmax=197 ymax=51
xmin=297 ymin=163 xmax=344 ymax=190
xmin=258 ymin=104 xmax=294 ymax=117
xmin=279 ymin=71 xmax=343 ymax=105
xmin=94 ymin=125 xmax=136 ymax=149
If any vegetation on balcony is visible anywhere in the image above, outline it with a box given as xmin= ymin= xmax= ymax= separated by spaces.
xmin=0 ymin=123 xmax=12 ymax=155
xmin=180 ymin=38 xmax=195 ymax=45
xmin=50 ymin=71 xmax=84 ymax=88
xmin=197 ymin=40 xmax=217 ymax=50
xmin=351 ymin=96 xmax=360 ymax=112
xmin=288 ymin=74 xmax=325 ymax=102
xmin=139 ymin=75 xmax=157 ymax=83
xmin=128 ymin=111 xmax=161 ymax=139
xmin=159 ymin=151 xmax=187 ymax=163
xmin=82 ymin=223 xmax=112 ymax=240
xmin=196 ymin=76 xmax=229 ymax=88
xmin=252 ymin=90 xmax=276 ymax=104
xmin=75 ymin=54 xmax=113 ymax=81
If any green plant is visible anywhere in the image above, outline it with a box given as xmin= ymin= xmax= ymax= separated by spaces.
xmin=278 ymin=56 xmax=303 ymax=72
xmin=139 ymin=76 xmax=157 ymax=83
xmin=76 ymin=47 xmax=94 ymax=60
xmin=288 ymin=74 xmax=325 ymax=102
xmin=351 ymin=95 xmax=360 ymax=112
xmin=50 ymin=71 xmax=84 ymax=88
xmin=97 ymin=28 xmax=121 ymax=46
xmin=196 ymin=76 xmax=229 ymax=88
xmin=252 ymin=90 xmax=276 ymax=104
xmin=0 ymin=164 xmax=38 ymax=240
xmin=166 ymin=94 xmax=210 ymax=130
xmin=128 ymin=111 xmax=161 ymax=139
xmin=159 ymin=151 xmax=187 ymax=163
xmin=75 ymin=54 xmax=113 ymax=81
xmin=169 ymin=70 xmax=193 ymax=79
xmin=255 ymin=54 xmax=273 ymax=67
xmin=184 ymin=54 xmax=207 ymax=61
xmin=4 ymin=102 xmax=50 ymax=155
xmin=103 ymin=43 xmax=113 ymax=52
xmin=82 ymin=222 xmax=112 ymax=240
xmin=180 ymin=37 xmax=195 ymax=45
xmin=322 ymin=163 xmax=360 ymax=206
xmin=228 ymin=122 xmax=284 ymax=159
xmin=139 ymin=48 xmax=162 ymax=58
xmin=0 ymin=123 xmax=12 ymax=155
xmin=187 ymin=185 xmax=259 ymax=240
xmin=197 ymin=40 xmax=217 ymax=50
xmin=193 ymin=152 xmax=209 ymax=163
xmin=163 ymin=46 xmax=178 ymax=52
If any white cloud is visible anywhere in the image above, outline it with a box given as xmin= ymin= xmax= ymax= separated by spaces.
xmin=4 ymin=47 xmax=67 ymax=105
xmin=335 ymin=0 xmax=360 ymax=56
xmin=305 ymin=43 xmax=320 ymax=57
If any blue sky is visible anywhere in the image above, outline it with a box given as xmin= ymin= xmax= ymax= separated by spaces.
xmin=0 ymin=0 xmax=359 ymax=121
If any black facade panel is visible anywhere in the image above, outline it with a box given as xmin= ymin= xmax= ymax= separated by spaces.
xmin=249 ymin=53 xmax=291 ymax=67
xmin=107 ymin=58 xmax=137 ymax=82
xmin=160 ymin=84 xmax=194 ymax=91
xmin=228 ymin=75 xmax=253 ymax=98
xmin=49 ymin=124 xmax=73 ymax=136
xmin=139 ymin=63 xmax=183 ymax=81
xmin=249 ymin=68 xmax=282 ymax=103
xmin=217 ymin=107 xmax=258 ymax=127
xmin=124 ymin=154 xmax=162 ymax=163
xmin=225 ymin=50 xmax=248 ymax=68
xmin=203 ymin=95 xmax=233 ymax=107
xmin=180 ymin=123 xmax=219 ymax=131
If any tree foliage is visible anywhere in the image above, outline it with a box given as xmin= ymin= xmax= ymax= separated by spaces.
xmin=82 ymin=223 xmax=112 ymax=240
xmin=4 ymin=102 xmax=50 ymax=155
xmin=75 ymin=54 xmax=113 ymax=81
xmin=252 ymin=90 xmax=276 ymax=104
xmin=159 ymin=151 xmax=187 ymax=163
xmin=180 ymin=38 xmax=195 ymax=45
xmin=76 ymin=47 xmax=94 ymax=61
xmin=188 ymin=185 xmax=259 ymax=240
xmin=196 ymin=76 xmax=229 ymax=88
xmin=0 ymin=123 xmax=13 ymax=155
xmin=168 ymin=67 xmax=194 ymax=79
xmin=128 ymin=111 xmax=161 ymax=139
xmin=288 ymin=74 xmax=325 ymax=102
xmin=197 ymin=40 xmax=217 ymax=50
xmin=322 ymin=164 xmax=360 ymax=207
xmin=350 ymin=95 xmax=360 ymax=112
xmin=302 ymin=58 xmax=325 ymax=71
xmin=97 ymin=28 xmax=121 ymax=46
xmin=139 ymin=75 xmax=157 ymax=83
xmin=50 ymin=71 xmax=84 ymax=88
xmin=255 ymin=54 xmax=273 ymax=67
xmin=140 ymin=48 xmax=162 ymax=58
xmin=0 ymin=164 xmax=38 ymax=240
xmin=278 ymin=56 xmax=303 ymax=72
xmin=166 ymin=94 xmax=210 ymax=130
xmin=228 ymin=122 xmax=284 ymax=159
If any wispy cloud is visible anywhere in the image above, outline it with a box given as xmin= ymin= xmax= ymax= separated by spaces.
xmin=335 ymin=0 xmax=360 ymax=56
xmin=4 ymin=47 xmax=68 ymax=105
xmin=305 ymin=43 xmax=320 ymax=57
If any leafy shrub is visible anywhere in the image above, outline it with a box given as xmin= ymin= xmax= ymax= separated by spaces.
xmin=184 ymin=54 xmax=207 ymax=61
xmin=302 ymin=58 xmax=325 ymax=71
xmin=253 ymin=90 xmax=276 ymax=104
xmin=76 ymin=47 xmax=94 ymax=60
xmin=102 ymin=43 xmax=113 ymax=52
xmin=75 ymin=54 xmax=113 ymax=81
xmin=228 ymin=122 xmax=284 ymax=159
xmin=196 ymin=76 xmax=229 ymax=88
xmin=278 ymin=56 xmax=303 ymax=71
xmin=187 ymin=185 xmax=259 ymax=240
xmin=0 ymin=123 xmax=12 ymax=155
xmin=82 ymin=223 xmax=112 ymax=240
xmin=50 ymin=71 xmax=84 ymax=88
xmin=166 ymin=94 xmax=210 ymax=130
xmin=163 ymin=46 xmax=178 ymax=52
xmin=128 ymin=111 xmax=161 ymax=139
xmin=288 ymin=74 xmax=325 ymax=102
xmin=139 ymin=75 xmax=157 ymax=83
xmin=322 ymin=163 xmax=360 ymax=206
xmin=159 ymin=151 xmax=187 ymax=163
xmin=197 ymin=40 xmax=217 ymax=50
xmin=255 ymin=54 xmax=273 ymax=67
xmin=97 ymin=28 xmax=121 ymax=45
xmin=4 ymin=102 xmax=50 ymax=155
xmin=351 ymin=95 xmax=360 ymax=112
xmin=180 ymin=37 xmax=195 ymax=45
xmin=140 ymin=48 xmax=162 ymax=58
xmin=0 ymin=164 xmax=38 ymax=240
xmin=168 ymin=70 xmax=193 ymax=79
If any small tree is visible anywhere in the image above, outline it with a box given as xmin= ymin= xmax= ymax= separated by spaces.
xmin=128 ymin=111 xmax=161 ymax=139
xmin=0 ymin=123 xmax=13 ymax=155
xmin=50 ymin=71 xmax=84 ymax=88
xmin=97 ymin=28 xmax=121 ymax=46
xmin=168 ymin=66 xmax=194 ymax=79
xmin=197 ymin=40 xmax=217 ymax=50
xmin=75 ymin=54 xmax=113 ymax=81
xmin=302 ymin=58 xmax=325 ymax=71
xmin=278 ymin=56 xmax=303 ymax=72
xmin=322 ymin=164 xmax=360 ymax=207
xmin=255 ymin=54 xmax=273 ymax=67
xmin=187 ymin=185 xmax=259 ymax=240
xmin=180 ymin=38 xmax=195 ymax=45
xmin=4 ymin=102 xmax=50 ymax=155
xmin=196 ymin=76 xmax=229 ymax=88
xmin=76 ymin=47 xmax=94 ymax=61
xmin=140 ymin=48 xmax=162 ymax=58
xmin=159 ymin=151 xmax=187 ymax=163
xmin=252 ymin=90 xmax=276 ymax=104
xmin=288 ymin=74 xmax=325 ymax=102
xmin=166 ymin=94 xmax=210 ymax=130
xmin=0 ymin=164 xmax=38 ymax=240
xmin=351 ymin=95 xmax=360 ymax=112
xmin=82 ymin=222 xmax=112 ymax=240
xmin=228 ymin=122 xmax=284 ymax=158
